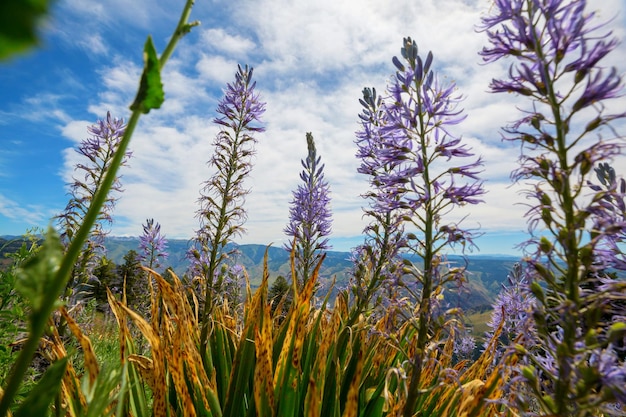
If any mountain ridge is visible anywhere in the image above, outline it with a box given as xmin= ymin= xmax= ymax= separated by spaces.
xmin=100 ymin=236 xmax=521 ymax=312
xmin=0 ymin=235 xmax=523 ymax=313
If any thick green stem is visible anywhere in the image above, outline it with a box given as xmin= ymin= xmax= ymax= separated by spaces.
xmin=159 ymin=0 xmax=197 ymax=69
xmin=0 ymin=1 xmax=196 ymax=413
xmin=529 ymin=2 xmax=579 ymax=412
xmin=403 ymin=73 xmax=435 ymax=417
xmin=0 ymin=109 xmax=143 ymax=417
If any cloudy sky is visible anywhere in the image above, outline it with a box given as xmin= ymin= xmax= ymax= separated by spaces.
xmin=1 ymin=0 xmax=625 ymax=255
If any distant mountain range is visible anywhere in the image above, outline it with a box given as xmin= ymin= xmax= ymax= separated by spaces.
xmin=105 ymin=237 xmax=531 ymax=313
xmin=1 ymin=235 xmax=523 ymax=313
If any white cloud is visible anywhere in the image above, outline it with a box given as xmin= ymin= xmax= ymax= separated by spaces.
xmin=80 ymin=34 xmax=109 ymax=56
xmin=19 ymin=94 xmax=73 ymax=124
xmin=37 ymin=0 xmax=626 ymax=254
xmin=100 ymin=61 xmax=142 ymax=94
xmin=0 ymin=194 xmax=47 ymax=225
xmin=200 ymin=28 xmax=256 ymax=58
xmin=61 ymin=119 xmax=93 ymax=144
xmin=195 ymin=54 xmax=240 ymax=86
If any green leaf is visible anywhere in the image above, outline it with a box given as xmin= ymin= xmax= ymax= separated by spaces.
xmin=130 ymin=36 xmax=164 ymax=114
xmin=14 ymin=227 xmax=63 ymax=312
xmin=0 ymin=0 xmax=51 ymax=60
xmin=14 ymin=357 xmax=68 ymax=417
xmin=84 ymin=366 xmax=125 ymax=417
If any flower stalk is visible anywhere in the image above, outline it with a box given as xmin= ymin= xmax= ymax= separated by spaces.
xmin=192 ymin=64 xmax=265 ymax=354
xmin=284 ymin=132 xmax=332 ymax=291
xmin=481 ymin=0 xmax=626 ymax=413
xmin=56 ymin=112 xmax=130 ymax=294
xmin=356 ymin=37 xmax=485 ymax=415
xmin=139 ymin=218 xmax=169 ymax=270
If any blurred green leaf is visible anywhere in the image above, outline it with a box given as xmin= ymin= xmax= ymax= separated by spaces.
xmin=14 ymin=227 xmax=63 ymax=312
xmin=130 ymin=36 xmax=164 ymax=114
xmin=0 ymin=0 xmax=51 ymax=60
xmin=607 ymin=322 xmax=626 ymax=344
xmin=14 ymin=357 xmax=67 ymax=417
xmin=83 ymin=365 xmax=125 ymax=417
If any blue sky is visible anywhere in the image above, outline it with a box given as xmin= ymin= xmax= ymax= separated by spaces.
xmin=1 ymin=0 xmax=625 ymax=255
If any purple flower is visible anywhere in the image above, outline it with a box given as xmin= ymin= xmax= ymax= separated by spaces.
xmin=481 ymin=0 xmax=623 ymax=114
xmin=284 ymin=132 xmax=332 ymax=288
xmin=594 ymin=347 xmax=626 ymax=405
xmin=55 ymin=112 xmax=130 ymax=285
xmin=139 ymin=218 xmax=168 ymax=270
xmin=480 ymin=2 xmax=626 ymax=413
xmin=528 ymin=334 xmax=626 ymax=413
xmin=480 ymin=0 xmax=626 ymax=278
xmin=356 ymin=38 xmax=485 ymax=415
xmin=587 ymin=163 xmax=626 ymax=269
xmin=194 ymin=64 xmax=265 ymax=275
xmin=186 ymin=245 xmax=210 ymax=279
xmin=228 ymin=264 xmax=245 ymax=278
xmin=219 ymin=263 xmax=245 ymax=306
xmin=454 ymin=334 xmax=476 ymax=361
xmin=193 ymin=65 xmax=265 ymax=342
xmin=57 ymin=112 xmax=130 ymax=242
xmin=213 ymin=66 xmax=265 ymax=133
xmin=486 ymin=262 xmax=536 ymax=347
xmin=573 ymin=68 xmax=623 ymax=112
xmin=352 ymin=86 xmax=408 ymax=318
xmin=375 ymin=38 xmax=485 ymax=254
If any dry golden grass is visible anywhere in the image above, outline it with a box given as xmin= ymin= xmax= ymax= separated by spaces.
xmin=43 ymin=250 xmax=513 ymax=417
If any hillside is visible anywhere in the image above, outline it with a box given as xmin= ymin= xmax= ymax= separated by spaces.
xmin=99 ymin=237 xmax=520 ymax=312
xmin=1 ymin=235 xmax=521 ymax=312
xmin=0 ymin=236 xmax=35 ymax=269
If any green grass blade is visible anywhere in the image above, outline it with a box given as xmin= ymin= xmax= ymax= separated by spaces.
xmin=211 ymin=321 xmax=233 ymax=405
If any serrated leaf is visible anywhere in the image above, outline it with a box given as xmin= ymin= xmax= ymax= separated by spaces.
xmin=130 ymin=36 xmax=164 ymax=114
xmin=0 ymin=0 xmax=50 ymax=60
xmin=14 ymin=357 xmax=68 ymax=417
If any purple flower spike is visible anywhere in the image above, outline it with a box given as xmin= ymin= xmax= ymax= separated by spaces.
xmin=213 ymin=66 xmax=266 ymax=133
xmin=194 ymin=64 xmax=266 ymax=280
xmin=55 ymin=112 xmax=130 ymax=287
xmin=486 ymin=262 xmax=536 ymax=347
xmin=284 ymin=132 xmax=333 ymax=289
xmin=351 ymin=86 xmax=407 ymax=318
xmin=454 ymin=334 xmax=476 ymax=361
xmin=193 ymin=65 xmax=265 ymax=345
xmin=139 ymin=218 xmax=169 ymax=270
xmin=480 ymin=1 xmax=626 ymax=414
xmin=376 ymin=38 xmax=485 ymax=255
xmin=354 ymin=37 xmax=485 ymax=415
xmin=57 ymin=112 xmax=130 ymax=242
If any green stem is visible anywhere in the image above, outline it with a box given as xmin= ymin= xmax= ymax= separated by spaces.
xmin=347 ymin=211 xmax=393 ymax=326
xmin=403 ymin=69 xmax=435 ymax=417
xmin=0 ymin=1 xmax=196 ymax=413
xmin=199 ymin=105 xmax=247 ymax=360
xmin=159 ymin=0 xmax=197 ymax=69
xmin=529 ymin=2 xmax=579 ymax=413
